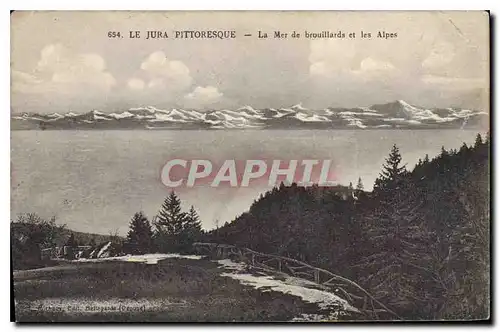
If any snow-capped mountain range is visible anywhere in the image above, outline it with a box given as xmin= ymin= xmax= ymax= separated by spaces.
xmin=11 ymin=100 xmax=488 ymax=130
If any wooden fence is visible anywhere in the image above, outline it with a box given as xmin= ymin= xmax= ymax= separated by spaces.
xmin=193 ymin=242 xmax=400 ymax=320
xmin=41 ymin=245 xmax=92 ymax=259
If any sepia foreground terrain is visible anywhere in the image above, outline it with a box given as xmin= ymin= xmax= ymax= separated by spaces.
xmin=13 ymin=255 xmax=359 ymax=322
xmin=12 ymin=133 xmax=490 ymax=321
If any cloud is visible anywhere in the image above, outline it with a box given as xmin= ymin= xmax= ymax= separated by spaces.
xmin=308 ymin=40 xmax=396 ymax=82
xmin=305 ymin=31 xmax=487 ymax=110
xmin=12 ymin=43 xmax=116 ymax=95
xmin=11 ymin=70 xmax=42 ymax=93
xmin=140 ymin=51 xmax=192 ymax=90
xmin=422 ymin=42 xmax=455 ymax=72
xmin=351 ymin=57 xmax=396 ymax=80
xmin=127 ymin=78 xmax=145 ymax=90
xmin=421 ymin=75 xmax=486 ymax=90
xmin=358 ymin=57 xmax=395 ymax=72
xmin=119 ymin=52 xmax=196 ymax=108
xmin=309 ymin=39 xmax=357 ymax=71
xmin=184 ymin=86 xmax=223 ymax=107
xmin=309 ymin=61 xmax=329 ymax=77
xmin=419 ymin=41 xmax=487 ymax=96
xmin=147 ymin=78 xmax=166 ymax=89
xmin=12 ymin=70 xmax=41 ymax=84
xmin=37 ymin=44 xmax=115 ymax=90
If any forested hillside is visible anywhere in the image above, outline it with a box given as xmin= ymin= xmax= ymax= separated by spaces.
xmin=209 ymin=133 xmax=490 ymax=320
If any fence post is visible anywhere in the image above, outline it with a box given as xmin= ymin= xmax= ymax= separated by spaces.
xmin=314 ymin=269 xmax=320 ymax=283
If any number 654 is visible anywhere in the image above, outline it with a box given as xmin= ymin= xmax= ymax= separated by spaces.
xmin=107 ymin=31 xmax=121 ymax=38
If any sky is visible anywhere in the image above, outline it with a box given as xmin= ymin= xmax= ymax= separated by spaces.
xmin=10 ymin=11 xmax=489 ymax=113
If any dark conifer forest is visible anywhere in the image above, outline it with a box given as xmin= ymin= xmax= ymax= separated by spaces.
xmin=208 ymin=133 xmax=490 ymax=320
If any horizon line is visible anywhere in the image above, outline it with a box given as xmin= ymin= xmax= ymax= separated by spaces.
xmin=11 ymin=99 xmax=485 ymax=115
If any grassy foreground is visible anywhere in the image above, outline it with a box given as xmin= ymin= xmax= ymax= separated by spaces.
xmin=13 ymin=257 xmax=338 ymax=322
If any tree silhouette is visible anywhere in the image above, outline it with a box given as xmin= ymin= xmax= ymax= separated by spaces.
xmin=183 ymin=206 xmax=203 ymax=248
xmin=155 ymin=191 xmax=186 ymax=235
xmin=154 ymin=191 xmax=187 ymax=252
xmin=153 ymin=192 xmax=203 ymax=253
xmin=206 ymin=135 xmax=490 ymax=319
xmin=65 ymin=233 xmax=78 ymax=247
xmin=11 ymin=214 xmax=66 ymax=268
xmin=441 ymin=146 xmax=449 ymax=157
xmin=374 ymin=144 xmax=406 ymax=193
xmin=126 ymin=211 xmax=154 ymax=254
xmin=474 ymin=133 xmax=483 ymax=147
xmin=64 ymin=233 xmax=78 ymax=260
xmin=186 ymin=206 xmax=203 ymax=234
xmin=356 ymin=177 xmax=364 ymax=191
xmin=460 ymin=142 xmax=469 ymax=153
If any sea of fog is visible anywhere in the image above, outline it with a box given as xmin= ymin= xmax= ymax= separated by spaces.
xmin=11 ymin=130 xmax=481 ymax=235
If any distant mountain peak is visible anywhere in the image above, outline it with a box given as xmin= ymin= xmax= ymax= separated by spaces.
xmin=236 ymin=105 xmax=257 ymax=112
xmin=129 ymin=106 xmax=157 ymax=113
xmin=291 ymin=103 xmax=308 ymax=111
xmin=11 ymin=101 xmax=487 ymax=130
xmin=46 ymin=112 xmax=63 ymax=118
xmin=371 ymin=99 xmax=411 ymax=106
xmin=396 ymin=99 xmax=411 ymax=106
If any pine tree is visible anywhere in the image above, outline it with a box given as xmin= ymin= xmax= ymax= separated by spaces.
xmin=183 ymin=206 xmax=203 ymax=247
xmin=441 ymin=146 xmax=449 ymax=157
xmin=208 ymin=134 xmax=489 ymax=319
xmin=474 ymin=133 xmax=483 ymax=147
xmin=155 ymin=191 xmax=186 ymax=235
xmin=360 ymin=145 xmax=429 ymax=315
xmin=126 ymin=211 xmax=154 ymax=254
xmin=374 ymin=144 xmax=406 ymax=193
xmin=356 ymin=177 xmax=364 ymax=191
xmin=186 ymin=206 xmax=202 ymax=234
xmin=154 ymin=191 xmax=188 ymax=252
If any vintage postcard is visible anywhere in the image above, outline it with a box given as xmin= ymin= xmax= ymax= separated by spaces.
xmin=10 ymin=11 xmax=490 ymax=322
